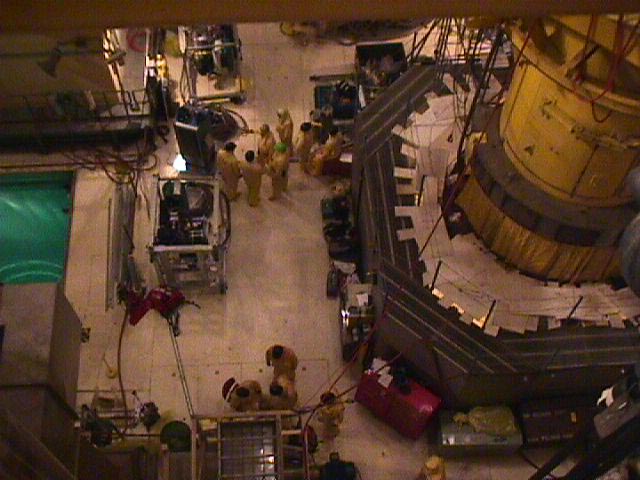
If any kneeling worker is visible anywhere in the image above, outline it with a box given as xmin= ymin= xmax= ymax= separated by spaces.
xmin=223 ymin=378 xmax=262 ymax=412
xmin=264 ymin=375 xmax=298 ymax=410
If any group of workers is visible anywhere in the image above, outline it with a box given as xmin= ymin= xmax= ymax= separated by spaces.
xmin=216 ymin=108 xmax=345 ymax=206
xmin=223 ymin=344 xmax=346 ymax=439
xmin=223 ymin=344 xmax=300 ymax=413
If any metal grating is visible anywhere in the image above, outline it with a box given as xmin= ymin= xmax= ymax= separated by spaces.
xmin=220 ymin=421 xmax=277 ymax=478
xmin=192 ymin=411 xmax=308 ymax=480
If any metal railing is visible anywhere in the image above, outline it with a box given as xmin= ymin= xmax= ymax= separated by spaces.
xmin=0 ymin=88 xmax=152 ymax=151
xmin=0 ymin=408 xmax=75 ymax=480
xmin=0 ymin=88 xmax=150 ymax=125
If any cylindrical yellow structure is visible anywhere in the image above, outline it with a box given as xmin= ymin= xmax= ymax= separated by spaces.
xmin=502 ymin=17 xmax=640 ymax=207
xmin=456 ymin=15 xmax=640 ymax=282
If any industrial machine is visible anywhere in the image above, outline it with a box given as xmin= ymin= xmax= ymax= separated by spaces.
xmin=149 ymin=175 xmax=230 ymax=293
xmin=455 ymin=16 xmax=640 ymax=283
xmin=178 ymin=25 xmax=245 ymax=104
xmin=174 ymin=103 xmax=241 ymax=173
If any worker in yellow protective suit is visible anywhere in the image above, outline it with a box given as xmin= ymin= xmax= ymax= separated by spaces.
xmin=316 ymin=391 xmax=345 ymax=439
xmin=294 ymin=122 xmax=314 ymax=174
xmin=265 ymin=344 xmax=298 ymax=381
xmin=276 ymin=108 xmax=294 ymax=148
xmin=263 ymin=375 xmax=298 ymax=410
xmin=416 ymin=456 xmax=446 ymax=480
xmin=257 ymin=124 xmax=276 ymax=167
xmin=309 ymin=127 xmax=344 ymax=176
xmin=223 ymin=379 xmax=262 ymax=412
xmin=266 ymin=143 xmax=290 ymax=200
xmin=218 ymin=142 xmax=241 ymax=200
xmin=241 ymin=150 xmax=264 ymax=207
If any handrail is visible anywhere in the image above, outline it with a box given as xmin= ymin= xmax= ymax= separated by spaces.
xmin=0 ymin=408 xmax=75 ymax=480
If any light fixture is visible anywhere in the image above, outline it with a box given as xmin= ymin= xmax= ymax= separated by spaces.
xmin=173 ymin=153 xmax=187 ymax=172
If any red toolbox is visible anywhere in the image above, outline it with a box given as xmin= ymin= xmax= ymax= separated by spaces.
xmin=355 ymin=371 xmax=442 ymax=439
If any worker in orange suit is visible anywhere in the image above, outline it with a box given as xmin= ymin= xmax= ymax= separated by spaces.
xmin=265 ymin=344 xmax=298 ymax=381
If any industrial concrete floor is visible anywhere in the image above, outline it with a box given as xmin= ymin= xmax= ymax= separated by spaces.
xmin=65 ymin=23 xmax=569 ymax=479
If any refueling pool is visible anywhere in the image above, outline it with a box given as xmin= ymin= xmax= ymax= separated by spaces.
xmin=0 ymin=172 xmax=73 ymax=284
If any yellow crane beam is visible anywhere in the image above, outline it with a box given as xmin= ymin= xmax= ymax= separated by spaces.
xmin=2 ymin=0 xmax=639 ymax=33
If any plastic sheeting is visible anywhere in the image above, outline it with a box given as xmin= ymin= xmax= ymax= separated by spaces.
xmin=454 ymin=406 xmax=519 ymax=436
xmin=0 ymin=172 xmax=73 ymax=284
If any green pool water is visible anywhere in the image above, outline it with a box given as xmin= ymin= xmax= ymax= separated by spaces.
xmin=0 ymin=172 xmax=73 ymax=284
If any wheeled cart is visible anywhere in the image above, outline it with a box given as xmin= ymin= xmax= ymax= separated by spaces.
xmin=149 ymin=174 xmax=230 ymax=293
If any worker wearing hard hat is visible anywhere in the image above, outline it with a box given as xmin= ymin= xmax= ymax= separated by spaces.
xmin=218 ymin=142 xmax=241 ymax=200
xmin=316 ymin=391 xmax=345 ymax=439
xmin=294 ymin=122 xmax=315 ymax=174
xmin=223 ymin=378 xmax=262 ymax=412
xmin=266 ymin=143 xmax=290 ymax=200
xmin=257 ymin=124 xmax=276 ymax=167
xmin=265 ymin=344 xmax=298 ymax=381
xmin=264 ymin=375 xmax=298 ymax=410
xmin=241 ymin=150 xmax=264 ymax=207
xmin=276 ymin=108 xmax=294 ymax=148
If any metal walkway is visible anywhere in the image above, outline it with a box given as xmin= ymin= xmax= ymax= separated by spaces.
xmin=352 ymin=62 xmax=640 ymax=406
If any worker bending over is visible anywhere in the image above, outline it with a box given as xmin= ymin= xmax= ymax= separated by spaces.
xmin=263 ymin=375 xmax=298 ymax=410
xmin=223 ymin=378 xmax=262 ymax=412
xmin=265 ymin=344 xmax=298 ymax=381
xmin=310 ymin=127 xmax=344 ymax=176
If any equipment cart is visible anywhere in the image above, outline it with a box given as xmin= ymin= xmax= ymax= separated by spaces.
xmin=149 ymin=175 xmax=230 ymax=293
xmin=179 ymin=25 xmax=246 ymax=104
